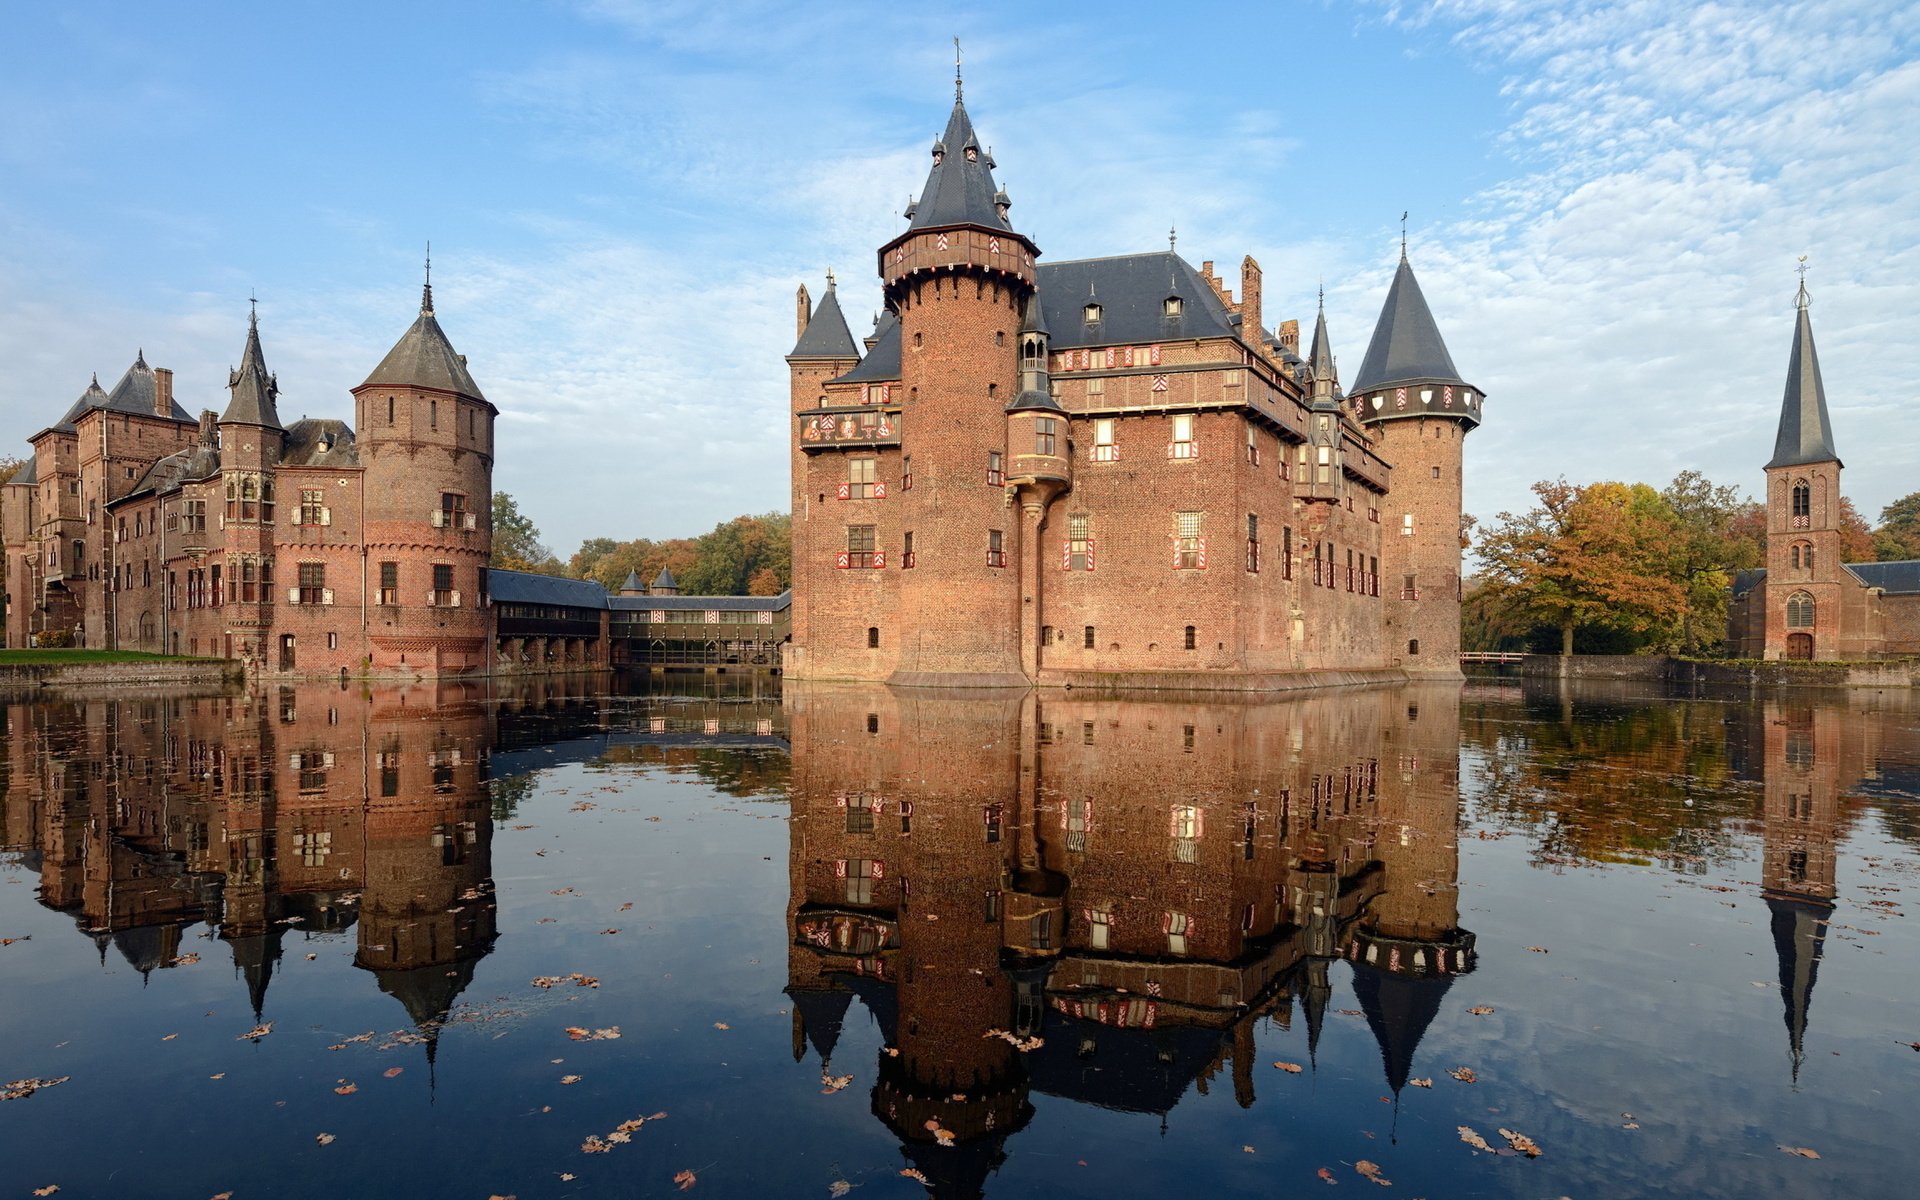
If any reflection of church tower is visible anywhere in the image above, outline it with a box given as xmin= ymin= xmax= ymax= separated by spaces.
xmin=354 ymin=691 xmax=498 ymax=1062
xmin=1758 ymin=701 xmax=1840 ymax=1084
xmin=1349 ymin=686 xmax=1474 ymax=1100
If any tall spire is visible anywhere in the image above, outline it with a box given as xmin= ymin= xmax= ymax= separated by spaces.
xmin=1767 ymin=263 xmax=1840 ymax=469
xmin=222 ymin=303 xmax=283 ymax=429
xmin=422 ymin=241 xmax=434 ymax=314
xmin=954 ymin=36 xmax=963 ymax=101
xmin=1308 ymin=286 xmax=1336 ymax=391
xmin=789 ymin=273 xmax=861 ymax=360
xmin=903 ymin=63 xmax=1016 ymax=235
xmin=1350 ymin=254 xmax=1469 ymax=398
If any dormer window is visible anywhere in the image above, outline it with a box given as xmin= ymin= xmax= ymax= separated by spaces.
xmin=1164 ymin=295 xmax=1183 ymax=317
xmin=966 ymin=146 xmax=978 ymax=162
xmin=1083 ymin=302 xmax=1102 ymax=325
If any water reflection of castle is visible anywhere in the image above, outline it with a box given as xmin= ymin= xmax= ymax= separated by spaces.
xmin=784 ymin=685 xmax=1477 ymax=1197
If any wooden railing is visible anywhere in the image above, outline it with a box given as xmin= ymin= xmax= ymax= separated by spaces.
xmin=1460 ymin=651 xmax=1529 ymax=664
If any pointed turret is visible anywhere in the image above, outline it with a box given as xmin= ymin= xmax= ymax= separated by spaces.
xmin=222 ymin=306 xmax=283 ymax=429
xmin=1767 ymin=895 xmax=1829 ymax=1084
xmin=905 ymin=93 xmax=1014 ymax=235
xmin=1351 ymin=253 xmax=1480 ymax=426
xmin=1766 ymin=280 xmax=1841 ymax=469
xmin=1301 ymin=293 xmax=1345 ymax=503
xmin=619 ymin=570 xmax=646 ymax=597
xmin=1308 ymin=296 xmax=1336 ymax=392
xmin=1006 ymin=293 xmax=1059 ymax=414
xmin=360 ymin=278 xmax=488 ymax=402
xmin=789 ymin=273 xmax=861 ymax=360
xmin=651 ymin=566 xmax=678 ymax=595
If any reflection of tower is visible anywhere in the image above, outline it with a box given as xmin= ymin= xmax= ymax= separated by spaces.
xmin=1349 ymin=685 xmax=1474 ymax=1102
xmin=354 ymin=689 xmax=498 ymax=1064
xmin=1758 ymin=702 xmax=1841 ymax=1084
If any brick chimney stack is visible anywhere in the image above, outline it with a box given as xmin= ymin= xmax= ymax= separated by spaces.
xmin=1240 ymin=256 xmax=1263 ymax=344
xmin=154 ymin=367 xmax=174 ymax=416
xmin=1278 ymin=319 xmax=1300 ymax=356
xmin=198 ymin=409 xmax=218 ymax=447
xmin=796 ymin=283 xmax=811 ymax=340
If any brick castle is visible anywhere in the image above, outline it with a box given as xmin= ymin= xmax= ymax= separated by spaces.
xmin=787 ymin=75 xmax=1483 ymax=687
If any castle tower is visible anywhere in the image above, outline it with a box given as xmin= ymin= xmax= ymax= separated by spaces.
xmin=878 ymin=76 xmax=1039 ymax=684
xmin=1351 ymin=250 xmax=1482 ymax=675
xmin=1760 ymin=278 xmax=1844 ymax=661
xmin=1299 ymin=295 xmax=1345 ymax=506
xmin=352 ymin=272 xmax=495 ymax=676
xmin=786 ymin=274 xmax=862 ymax=661
xmin=218 ymin=306 xmax=286 ymax=668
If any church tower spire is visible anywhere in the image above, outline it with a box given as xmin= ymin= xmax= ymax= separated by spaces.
xmin=1766 ymin=270 xmax=1840 ymax=469
xmin=221 ymin=302 xmax=284 ymax=430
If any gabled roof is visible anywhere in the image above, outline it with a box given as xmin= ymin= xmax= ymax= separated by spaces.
xmin=283 ymin=418 xmax=359 ymax=468
xmin=1844 ymin=560 xmax=1920 ymax=594
xmin=221 ymin=311 xmax=283 ymax=429
xmin=1767 ymin=284 xmax=1840 ymax=469
xmin=358 ymin=284 xmax=487 ymax=402
xmin=905 ymin=97 xmax=1015 ymax=235
xmin=490 ymin=570 xmax=610 ymax=609
xmin=790 ymin=280 xmax=861 ymax=360
xmin=1732 ymin=567 xmax=1768 ymax=598
xmin=1350 ymin=255 xmax=1469 ymax=395
xmin=836 ymin=314 xmax=901 ymax=383
xmin=1034 ymin=252 xmax=1237 ymax=350
xmin=117 ymin=443 xmax=222 ymax=505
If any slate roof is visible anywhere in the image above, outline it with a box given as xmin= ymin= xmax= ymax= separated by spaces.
xmin=790 ymin=281 xmax=861 ymax=359
xmin=652 ymin=566 xmax=677 ymax=590
xmin=119 ymin=444 xmax=222 ymax=504
xmin=8 ymin=458 xmax=35 ymax=486
xmin=1351 ymin=961 xmax=1456 ymax=1094
xmin=1767 ymin=285 xmax=1841 ymax=469
xmin=1034 ymin=252 xmax=1237 ymax=350
xmin=836 ymin=315 xmax=902 ymax=383
xmin=43 ymin=356 xmax=195 ymax=436
xmin=359 ymin=285 xmax=488 ymax=402
xmin=1349 ymin=255 xmax=1469 ymax=396
xmin=1732 ymin=567 xmax=1768 ymax=598
xmin=282 ymin=418 xmax=359 ymax=468
xmin=221 ymin=312 xmax=283 ymax=429
xmin=1844 ymin=560 xmax=1920 ymax=594
xmin=1307 ymin=302 xmax=1336 ymax=387
xmin=905 ymin=98 xmax=1015 ymax=235
xmin=621 ymin=569 xmax=645 ymax=592
xmin=610 ymin=592 xmax=790 ymax=613
xmin=490 ymin=570 xmax=611 ymax=609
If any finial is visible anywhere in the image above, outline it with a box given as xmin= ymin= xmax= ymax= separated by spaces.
xmin=1400 ymin=212 xmax=1408 ymax=260
xmin=826 ymin=267 xmax=836 ymax=289
xmin=1795 ymin=255 xmax=1810 ymax=310
xmin=1169 ymin=224 xmax=1177 ymax=253
xmin=422 ymin=240 xmax=434 ymax=312
xmin=1318 ymin=279 xmax=1325 ymax=310
xmin=248 ymin=289 xmax=258 ymax=328
xmin=954 ymin=37 xmax=963 ymax=101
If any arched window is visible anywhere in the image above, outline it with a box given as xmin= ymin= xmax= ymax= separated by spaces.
xmin=1791 ymin=480 xmax=1811 ymax=526
xmin=1786 ymin=592 xmax=1815 ymax=628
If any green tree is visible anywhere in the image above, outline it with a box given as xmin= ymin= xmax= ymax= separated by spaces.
xmin=491 ymin=492 xmax=564 ymax=575
xmin=1659 ymin=471 xmax=1761 ymax=654
xmin=1873 ymin=490 xmax=1920 ymax=561
xmin=1475 ymin=479 xmax=1689 ymax=658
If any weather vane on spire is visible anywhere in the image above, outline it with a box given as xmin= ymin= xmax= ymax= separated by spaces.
xmin=248 ymin=289 xmax=258 ymax=324
xmin=1400 ymin=212 xmax=1409 ymax=259
xmin=1168 ymin=224 xmax=1177 ymax=253
xmin=1795 ymin=254 xmax=1810 ymax=309
xmin=955 ymin=37 xmax=963 ymax=100
xmin=425 ymin=241 xmax=432 ymax=287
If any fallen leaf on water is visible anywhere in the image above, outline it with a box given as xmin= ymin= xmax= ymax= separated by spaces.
xmin=0 ymin=937 xmax=31 ymax=946
xmin=315 ymin=1133 xmax=336 ymax=1146
xmin=213 ymin=1192 xmax=234 ymax=1199
xmin=1316 ymin=1166 xmax=1338 ymax=1184
xmin=1447 ymin=1066 xmax=1478 ymax=1083
xmin=1242 ymin=1145 xmax=1255 ymax=1153
xmin=582 ymin=1137 xmax=609 ymax=1155
xmin=1273 ymin=1061 xmax=1304 ymax=1074
xmin=1355 ymin=1160 xmax=1392 ymax=1186
xmin=565 ymin=1026 xmax=622 ymax=1041
xmin=383 ymin=1067 xmax=405 ymax=1079
xmin=561 ymin=1075 xmax=583 ymax=1085
xmin=1525 ymin=946 xmax=1550 ymax=954
xmin=305 ymin=953 xmax=318 ymax=961
xmin=1778 ymin=1145 xmax=1822 ymax=1159
xmin=162 ymin=1034 xmax=179 ymax=1042
xmin=829 ymin=1181 xmax=852 ymax=1197
xmin=820 ymin=1072 xmax=853 ymax=1094
xmin=1409 ymin=1078 xmax=1433 ymax=1088
xmin=1458 ymin=1126 xmax=1493 ymax=1152
xmin=599 ymin=928 xmax=621 ymax=936
xmin=1467 ymin=1006 xmax=1496 ymax=1016
xmin=172 ymin=952 xmax=201 ymax=966
xmin=673 ymin=1168 xmax=698 ymax=1190
xmin=620 ymin=902 xmax=634 ymax=912
xmin=1498 ymin=1128 xmax=1543 ymax=1157
xmin=900 ymin=1169 xmax=928 ymax=1183
xmin=32 ymin=1187 xmax=58 ymax=1196
xmin=334 ymin=1082 xmax=358 ymax=1095
xmin=714 ymin=1022 xmax=731 ymax=1031
xmin=559 ymin=1176 xmax=575 ymax=1183
xmin=209 ymin=1073 xmax=225 ymax=1081
xmin=3 ymin=1076 xmax=72 ymax=1101
xmin=237 ymin=1022 xmax=273 ymax=1040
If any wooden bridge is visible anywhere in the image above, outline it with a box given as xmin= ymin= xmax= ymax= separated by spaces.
xmin=1459 ymin=652 xmax=1529 ymax=664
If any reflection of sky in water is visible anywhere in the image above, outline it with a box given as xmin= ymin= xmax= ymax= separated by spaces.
xmin=0 ymin=676 xmax=1913 ymax=1199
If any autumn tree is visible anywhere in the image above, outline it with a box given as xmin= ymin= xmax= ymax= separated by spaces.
xmin=567 ymin=512 xmax=791 ymax=597
xmin=1872 ymin=490 xmax=1920 ymax=562
xmin=1837 ymin=496 xmax=1875 ymax=563
xmin=1659 ymin=471 xmax=1762 ymax=653
xmin=1475 ymin=479 xmax=1689 ymax=657
xmin=0 ymin=456 xmax=24 ymax=485
xmin=491 ymin=492 xmax=565 ymax=575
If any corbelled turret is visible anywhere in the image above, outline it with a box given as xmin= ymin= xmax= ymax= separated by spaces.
xmin=222 ymin=305 xmax=283 ymax=430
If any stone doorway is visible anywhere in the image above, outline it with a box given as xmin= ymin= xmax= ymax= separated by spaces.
xmin=1786 ymin=632 xmax=1813 ymax=660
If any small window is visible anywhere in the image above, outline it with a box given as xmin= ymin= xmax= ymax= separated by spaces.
xmin=1786 ymin=592 xmax=1815 ymax=628
xmin=847 ymin=457 xmax=879 ymax=498
xmin=1068 ymin=513 xmax=1092 ymax=570
xmin=386 ymin=396 xmax=395 ymax=424
xmin=987 ymin=529 xmax=1005 ymax=568
xmin=1164 ymin=295 xmax=1183 ymax=317
xmin=1084 ymin=625 xmax=1095 ymax=649
xmin=903 ymin=530 xmax=915 ymax=568
xmin=1092 ymin=417 xmax=1117 ymax=461
xmin=845 ymin=525 xmax=876 ymax=568
xmin=1184 ymin=625 xmax=1197 ymax=650
xmin=1170 ymin=413 xmax=1196 ymax=459
xmin=867 ymin=626 xmax=880 ymax=648
xmin=1401 ymin=513 xmax=1415 ymax=536
xmin=986 ymin=450 xmax=1004 ymax=486
xmin=1408 ymin=638 xmax=1421 ymax=656
xmin=1431 ymin=465 xmax=1442 ymax=479
xmin=1084 ymin=302 xmax=1102 ymax=324
xmin=1174 ymin=511 xmax=1203 ymax=569
xmin=1034 ymin=416 xmax=1057 ymax=456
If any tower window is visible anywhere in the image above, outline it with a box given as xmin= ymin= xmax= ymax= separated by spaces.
xmin=1035 ymin=416 xmax=1057 ymax=456
xmin=1084 ymin=625 xmax=1095 ymax=649
xmin=1402 ymin=513 xmax=1415 ymax=536
xmin=987 ymin=529 xmax=1005 ymax=568
xmin=1246 ymin=513 xmax=1260 ymax=573
xmin=430 ymin=398 xmax=438 ymax=430
xmin=1786 ymin=592 xmax=1815 ymax=628
xmin=1068 ymin=513 xmax=1092 ymax=570
xmin=1092 ymin=418 xmax=1118 ymax=461
xmin=1184 ymin=625 xmax=1197 ymax=650
xmin=1170 ymin=413 xmax=1196 ymax=459
xmin=1432 ymin=465 xmax=1442 ymax=479
xmin=867 ymin=626 xmax=880 ymax=648
xmin=1165 ymin=295 xmax=1183 ymax=317
xmin=995 ymin=331 xmax=1005 ymax=346
xmin=1408 ymin=639 xmax=1420 ymax=656
xmin=386 ymin=396 xmax=394 ymax=424
xmin=986 ymin=450 xmax=1003 ymax=486
xmin=1174 ymin=511 xmax=1204 ymax=569
xmin=1791 ymin=480 xmax=1811 ymax=527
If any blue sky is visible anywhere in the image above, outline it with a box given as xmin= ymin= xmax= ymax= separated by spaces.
xmin=3 ymin=1 xmax=1916 ymax=557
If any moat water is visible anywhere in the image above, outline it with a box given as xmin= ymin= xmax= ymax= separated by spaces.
xmin=2 ymin=674 xmax=1916 ymax=1199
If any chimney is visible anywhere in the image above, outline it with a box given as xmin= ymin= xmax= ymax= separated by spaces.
xmin=795 ymin=284 xmax=811 ymax=340
xmin=1278 ymin=319 xmax=1300 ymax=356
xmin=198 ymin=409 xmax=218 ymax=447
xmin=154 ymin=367 xmax=174 ymax=416
xmin=1239 ymin=256 xmax=1263 ymax=343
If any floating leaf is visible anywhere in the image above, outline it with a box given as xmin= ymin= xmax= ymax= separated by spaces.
xmin=561 ymin=1075 xmax=583 ymax=1085
xmin=673 ymin=1168 xmax=698 ymax=1190
xmin=714 ymin=1022 xmax=731 ymax=1030
xmin=383 ymin=1067 xmax=405 ymax=1079
xmin=237 ymin=1022 xmax=274 ymax=1041
xmin=1316 ymin=1166 xmax=1338 ymax=1184
xmin=334 ymin=1082 xmax=358 ymax=1096
xmin=3 ymin=1076 xmax=71 ymax=1102
xmin=1273 ymin=1061 xmax=1304 ymax=1074
xmin=315 ymin=1133 xmax=336 ymax=1146
xmin=1457 ymin=1126 xmax=1493 ymax=1152
xmin=1498 ymin=1128 xmax=1543 ymax=1158
xmin=900 ymin=1169 xmax=928 ymax=1184
xmin=1447 ymin=1066 xmax=1478 ymax=1084
xmin=1778 ymin=1145 xmax=1821 ymax=1160
xmin=1355 ymin=1159 xmax=1392 ymax=1186
xmin=829 ymin=1181 xmax=852 ymax=1198
xmin=1409 ymin=1078 xmax=1433 ymax=1088
xmin=32 ymin=1187 xmax=58 ymax=1196
xmin=1525 ymin=946 xmax=1550 ymax=954
xmin=1467 ymin=1006 xmax=1496 ymax=1016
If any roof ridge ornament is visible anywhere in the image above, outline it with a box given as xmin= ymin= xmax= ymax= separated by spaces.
xmin=1795 ymin=254 xmax=1810 ymax=310
xmin=422 ymin=241 xmax=434 ymax=313
xmin=1400 ymin=211 xmax=1408 ymax=262
xmin=954 ymin=36 xmax=963 ymax=102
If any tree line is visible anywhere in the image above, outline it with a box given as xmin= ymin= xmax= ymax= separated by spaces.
xmin=491 ymin=492 xmax=791 ymax=597
xmin=1469 ymin=472 xmax=1919 ymax=656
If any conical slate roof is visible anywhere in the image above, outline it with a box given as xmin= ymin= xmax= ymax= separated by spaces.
xmin=652 ymin=566 xmax=677 ymax=589
xmin=1351 ymin=962 xmax=1456 ymax=1094
xmin=906 ymin=97 xmax=1015 ymax=234
xmin=1767 ymin=894 xmax=1831 ymax=1083
xmin=621 ymin=569 xmax=645 ymax=593
xmin=221 ymin=310 xmax=283 ymax=429
xmin=359 ymin=284 xmax=487 ymax=401
xmin=790 ymin=279 xmax=861 ymax=359
xmin=1766 ymin=283 xmax=1841 ymax=469
xmin=1308 ymin=302 xmax=1336 ymax=386
xmin=1350 ymin=255 xmax=1467 ymax=395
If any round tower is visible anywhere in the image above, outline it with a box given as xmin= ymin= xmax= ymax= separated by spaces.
xmin=879 ymin=79 xmax=1039 ymax=684
xmin=217 ymin=305 xmax=287 ymax=669
xmin=351 ymin=273 xmax=495 ymax=676
xmin=1351 ymin=250 xmax=1483 ymax=676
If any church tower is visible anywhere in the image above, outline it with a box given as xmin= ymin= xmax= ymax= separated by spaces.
xmin=1351 ymin=248 xmax=1482 ymax=676
xmin=352 ymin=271 xmax=496 ymax=676
xmin=1760 ymin=277 xmax=1843 ymax=661
xmin=879 ymin=70 xmax=1040 ymax=684
xmin=217 ymin=305 xmax=285 ymax=668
